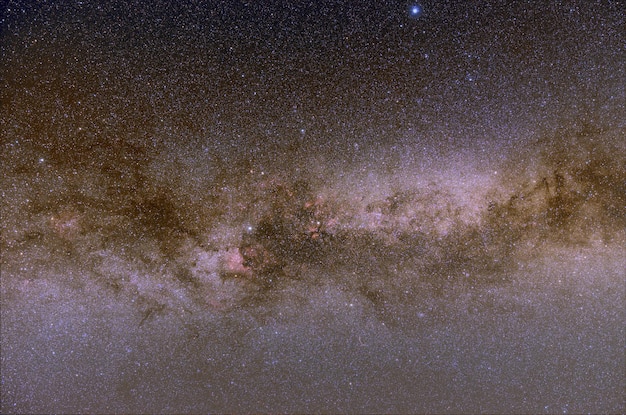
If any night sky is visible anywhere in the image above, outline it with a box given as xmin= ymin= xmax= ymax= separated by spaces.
xmin=1 ymin=1 xmax=625 ymax=413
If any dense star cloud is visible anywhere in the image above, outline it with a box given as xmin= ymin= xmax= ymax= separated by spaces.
xmin=1 ymin=1 xmax=625 ymax=413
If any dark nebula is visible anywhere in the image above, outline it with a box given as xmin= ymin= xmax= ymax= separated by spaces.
xmin=1 ymin=1 xmax=624 ymax=413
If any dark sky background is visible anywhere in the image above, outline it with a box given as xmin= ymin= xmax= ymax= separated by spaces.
xmin=1 ymin=1 xmax=625 ymax=413
xmin=2 ymin=0 xmax=624 ymax=162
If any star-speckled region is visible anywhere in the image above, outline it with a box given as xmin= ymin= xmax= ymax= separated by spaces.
xmin=1 ymin=1 xmax=625 ymax=413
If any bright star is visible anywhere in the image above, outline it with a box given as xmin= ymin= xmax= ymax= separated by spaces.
xmin=408 ymin=4 xmax=423 ymax=19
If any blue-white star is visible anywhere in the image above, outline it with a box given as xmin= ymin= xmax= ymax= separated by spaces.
xmin=408 ymin=4 xmax=423 ymax=19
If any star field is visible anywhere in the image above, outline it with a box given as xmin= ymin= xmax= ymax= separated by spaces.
xmin=1 ymin=1 xmax=625 ymax=413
